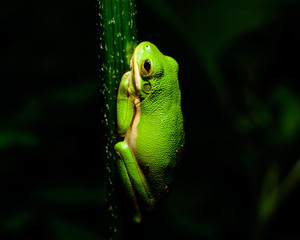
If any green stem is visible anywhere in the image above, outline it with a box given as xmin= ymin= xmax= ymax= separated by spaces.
xmin=98 ymin=0 xmax=137 ymax=239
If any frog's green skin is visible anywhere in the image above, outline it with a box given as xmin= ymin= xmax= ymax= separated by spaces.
xmin=114 ymin=42 xmax=184 ymax=223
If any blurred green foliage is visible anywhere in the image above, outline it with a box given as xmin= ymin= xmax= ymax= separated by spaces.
xmin=2 ymin=210 xmax=32 ymax=231
xmin=0 ymin=130 xmax=38 ymax=148
xmin=52 ymin=219 xmax=102 ymax=240
xmin=1 ymin=0 xmax=300 ymax=239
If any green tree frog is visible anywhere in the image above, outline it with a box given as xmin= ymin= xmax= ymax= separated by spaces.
xmin=114 ymin=42 xmax=184 ymax=223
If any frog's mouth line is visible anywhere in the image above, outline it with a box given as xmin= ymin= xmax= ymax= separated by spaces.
xmin=131 ymin=48 xmax=141 ymax=92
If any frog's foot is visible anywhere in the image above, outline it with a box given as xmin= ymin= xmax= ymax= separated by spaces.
xmin=114 ymin=142 xmax=142 ymax=223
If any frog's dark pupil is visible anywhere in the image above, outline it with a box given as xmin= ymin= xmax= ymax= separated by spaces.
xmin=144 ymin=60 xmax=151 ymax=72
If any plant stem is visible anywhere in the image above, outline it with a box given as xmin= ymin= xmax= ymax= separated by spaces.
xmin=98 ymin=0 xmax=137 ymax=239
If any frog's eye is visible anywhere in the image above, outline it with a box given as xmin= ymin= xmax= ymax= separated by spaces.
xmin=141 ymin=59 xmax=151 ymax=75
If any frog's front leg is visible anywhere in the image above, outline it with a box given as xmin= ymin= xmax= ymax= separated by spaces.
xmin=114 ymin=142 xmax=151 ymax=223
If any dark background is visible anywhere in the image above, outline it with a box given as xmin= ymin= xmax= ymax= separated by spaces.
xmin=1 ymin=0 xmax=300 ymax=239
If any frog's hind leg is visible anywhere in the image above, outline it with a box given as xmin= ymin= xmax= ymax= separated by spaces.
xmin=114 ymin=142 xmax=142 ymax=223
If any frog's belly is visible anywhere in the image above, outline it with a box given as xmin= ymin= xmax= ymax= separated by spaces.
xmin=135 ymin=115 xmax=182 ymax=188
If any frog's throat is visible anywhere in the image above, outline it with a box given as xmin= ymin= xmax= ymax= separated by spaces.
xmin=124 ymin=60 xmax=142 ymax=156
xmin=132 ymin=57 xmax=142 ymax=135
xmin=124 ymin=97 xmax=141 ymax=152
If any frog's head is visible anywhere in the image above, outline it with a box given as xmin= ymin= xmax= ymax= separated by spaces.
xmin=129 ymin=42 xmax=179 ymax=102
